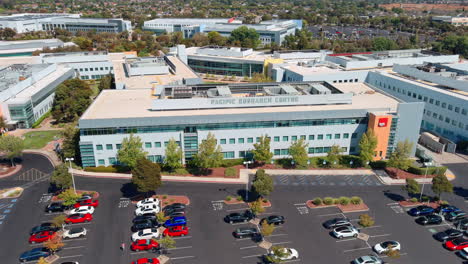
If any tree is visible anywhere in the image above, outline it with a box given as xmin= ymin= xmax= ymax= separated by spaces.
xmin=157 ymin=236 xmax=176 ymax=252
xmin=207 ymin=31 xmax=227 ymax=46
xmin=288 ymin=138 xmax=308 ymax=168
xmin=0 ymin=135 xmax=24 ymax=166
xmin=404 ymin=178 xmax=420 ymax=197
xmin=260 ymin=221 xmax=275 ymax=237
xmin=51 ymin=214 xmax=67 ymax=228
xmin=251 ymin=135 xmax=273 ymax=164
xmin=0 ymin=116 xmax=6 ymax=130
xmin=164 ymin=138 xmax=183 ymax=171
xmin=327 ymin=145 xmax=342 ymax=168
xmin=132 ymin=158 xmax=162 ymax=195
xmin=387 ymin=140 xmax=413 ymax=170
xmin=61 ymin=123 xmax=80 ymax=162
xmin=193 ymin=133 xmax=223 ymax=169
xmin=252 ymin=169 xmax=274 ymax=198
xmin=44 ymin=233 xmax=64 ymax=254
xmin=192 ymin=32 xmax=209 ymax=46
xmin=117 ymin=134 xmax=148 ymax=169
xmin=229 ymin=26 xmax=261 ymax=48
xmin=250 ymin=73 xmax=273 ymax=83
xmin=264 ymin=246 xmax=290 ymax=263
xmin=431 ymin=174 xmax=453 ymax=200
xmin=98 ymin=74 xmax=114 ymax=91
xmin=52 ymin=79 xmax=93 ymax=123
xmin=37 ymin=257 xmax=50 ymax=264
xmin=51 ymin=164 xmax=73 ymax=190
xmin=57 ymin=188 xmax=81 ymax=206
xmin=358 ymin=130 xmax=378 ymax=166
xmin=249 ymin=198 xmax=265 ymax=215
xmin=372 ymin=37 xmax=398 ymax=51
xmin=72 ymin=36 xmax=93 ymax=50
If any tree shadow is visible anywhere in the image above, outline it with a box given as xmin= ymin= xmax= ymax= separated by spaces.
xmin=453 ymin=186 xmax=468 ymax=200
xmin=382 ymin=190 xmax=405 ymax=202
xmin=236 ymin=188 xmax=258 ymax=203
xmin=120 ymin=182 xmax=139 ymax=199
xmin=186 ymin=166 xmax=212 ymax=176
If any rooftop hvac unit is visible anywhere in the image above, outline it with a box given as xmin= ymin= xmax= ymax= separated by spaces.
xmin=172 ymin=86 xmax=193 ymax=99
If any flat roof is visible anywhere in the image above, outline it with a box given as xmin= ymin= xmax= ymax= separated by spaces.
xmin=185 ymin=47 xmax=270 ymax=62
xmin=80 ymin=82 xmax=399 ymax=120
xmin=282 ymin=64 xmax=343 ymax=75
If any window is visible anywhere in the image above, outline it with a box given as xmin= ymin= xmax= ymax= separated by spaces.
xmin=292 ymin=136 xmax=297 ymax=141
xmin=274 ymin=149 xmax=280 ymax=155
xmin=247 ymin=138 xmax=253 ymax=143
xmin=145 ymin=142 xmax=152 ymax=148
xmin=315 ymin=147 xmax=324 ymax=153
xmin=442 ymin=102 xmax=447 ymax=108
xmin=164 ymin=141 xmax=169 ymax=147
xmin=435 ymin=100 xmax=440 ymax=106
xmin=256 ymin=137 xmax=260 ymax=142
xmin=432 ymin=112 xmax=438 ymax=118
xmin=418 ymin=95 xmax=422 ymax=100
xmin=445 ymin=117 xmax=450 ymax=124
xmin=220 ymin=139 xmax=226 ymax=144
xmin=341 ymin=147 xmax=348 ymax=152
xmin=98 ymin=159 xmax=105 ymax=165
xmin=283 ymin=136 xmax=289 ymax=142
xmin=452 ymin=120 xmax=457 ymax=126
xmin=106 ymin=144 xmax=113 ymax=150
xmin=463 ymin=109 xmax=467 ymax=116
xmin=229 ymin=138 xmax=235 ymax=144
xmin=429 ymin=98 xmax=434 ymax=104
xmin=439 ymin=115 xmax=443 ymax=121
xmin=334 ymin=134 xmax=341 ymax=139
xmin=280 ymin=149 xmax=289 ymax=155
xmin=300 ymin=135 xmax=306 ymax=140
xmin=350 ymin=147 xmax=356 ymax=153
xmin=423 ymin=96 xmax=428 ymax=102
xmin=326 ymin=134 xmax=332 ymax=140
xmin=343 ymin=133 xmax=349 ymax=139
xmin=155 ymin=142 xmax=161 ymax=148
xmin=116 ymin=144 xmax=122 ymax=149
xmin=352 ymin=133 xmax=357 ymax=139
xmin=309 ymin=135 xmax=315 ymax=140
xmin=109 ymin=157 xmax=117 ymax=165
xmin=448 ymin=105 xmax=453 ymax=111
xmin=274 ymin=136 xmax=280 ymax=142
xmin=308 ymin=148 xmax=315 ymax=154
xmin=324 ymin=147 xmax=331 ymax=153
xmin=317 ymin=134 xmax=323 ymax=140
xmin=223 ymin=152 xmax=235 ymax=159
xmin=96 ymin=144 xmax=103 ymax=150
xmin=238 ymin=138 xmax=244 ymax=144
xmin=455 ymin=107 xmax=460 ymax=113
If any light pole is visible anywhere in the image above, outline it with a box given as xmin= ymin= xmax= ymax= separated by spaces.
xmin=65 ymin=157 xmax=77 ymax=195
xmin=419 ymin=161 xmax=433 ymax=203
xmin=243 ymin=161 xmax=253 ymax=202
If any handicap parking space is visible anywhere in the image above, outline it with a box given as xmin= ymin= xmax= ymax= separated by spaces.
xmin=272 ymin=174 xmax=383 ymax=187
xmin=0 ymin=198 xmax=18 ymax=226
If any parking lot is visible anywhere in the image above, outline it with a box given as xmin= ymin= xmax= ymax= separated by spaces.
xmin=272 ymin=174 xmax=383 ymax=187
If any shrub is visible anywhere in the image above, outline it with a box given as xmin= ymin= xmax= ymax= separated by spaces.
xmin=250 ymin=198 xmax=266 ymax=215
xmin=174 ymin=168 xmax=189 ymax=175
xmin=339 ymin=196 xmax=350 ymax=206
xmin=162 ymin=195 xmax=167 ymax=199
xmin=323 ymin=197 xmax=334 ymax=205
xmin=439 ymin=200 xmax=449 ymax=205
xmin=262 ymin=199 xmax=268 ymax=203
xmin=164 ymin=201 xmax=169 ymax=205
xmin=421 ymin=196 xmax=430 ymax=202
xmin=220 ymin=158 xmax=244 ymax=167
xmin=409 ymin=197 xmax=418 ymax=203
xmin=225 ymin=195 xmax=232 ymax=201
xmin=236 ymin=196 xmax=243 ymax=201
xmin=386 ymin=249 xmax=401 ymax=259
xmin=369 ymin=160 xmax=387 ymax=169
xmin=84 ymin=165 xmax=130 ymax=173
xmin=224 ymin=167 xmax=237 ymax=177
xmin=358 ymin=214 xmax=375 ymax=227
xmin=333 ymin=198 xmax=340 ymax=205
xmin=313 ymin=197 xmax=323 ymax=206
xmin=340 ymin=155 xmax=362 ymax=168
xmin=350 ymin=196 xmax=362 ymax=205
xmin=260 ymin=221 xmax=275 ymax=237
xmin=407 ymin=166 xmax=448 ymax=176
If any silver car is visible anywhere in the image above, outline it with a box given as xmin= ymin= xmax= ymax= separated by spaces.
xmin=353 ymin=255 xmax=383 ymax=264
xmin=332 ymin=225 xmax=359 ymax=239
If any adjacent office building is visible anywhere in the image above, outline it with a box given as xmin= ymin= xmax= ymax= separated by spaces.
xmin=0 ymin=39 xmax=76 ymax=57
xmin=78 ymin=81 xmax=423 ymax=167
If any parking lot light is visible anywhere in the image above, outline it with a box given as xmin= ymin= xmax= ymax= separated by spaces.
xmin=419 ymin=162 xmax=435 ymax=202
xmin=65 ymin=157 xmax=77 ymax=195
xmin=243 ymin=161 xmax=252 ymax=202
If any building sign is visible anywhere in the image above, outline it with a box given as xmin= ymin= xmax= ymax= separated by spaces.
xmin=210 ymin=96 xmax=299 ymax=106
xmin=378 ymin=118 xmax=389 ymax=127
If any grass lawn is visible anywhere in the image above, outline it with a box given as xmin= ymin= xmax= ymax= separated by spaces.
xmin=23 ymin=130 xmax=62 ymax=149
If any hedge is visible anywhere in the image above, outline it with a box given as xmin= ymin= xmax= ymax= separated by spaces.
xmin=220 ymin=158 xmax=244 ymax=167
xmin=323 ymin=197 xmax=334 ymax=205
xmin=370 ymin=160 xmax=387 ymax=169
xmin=224 ymin=167 xmax=237 ymax=177
xmin=407 ymin=166 xmax=447 ymax=176
xmin=84 ymin=165 xmax=130 ymax=173
xmin=31 ymin=110 xmax=51 ymax=128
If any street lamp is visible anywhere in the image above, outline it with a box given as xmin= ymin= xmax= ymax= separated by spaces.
xmin=243 ymin=161 xmax=253 ymax=202
xmin=419 ymin=161 xmax=434 ymax=203
xmin=65 ymin=157 xmax=77 ymax=195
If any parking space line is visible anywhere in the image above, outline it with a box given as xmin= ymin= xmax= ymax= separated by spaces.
xmin=266 ymin=233 xmax=287 ymax=237
xmin=240 ymin=245 xmax=258 ymax=250
xmin=360 ymin=225 xmax=382 ymax=229
xmin=65 ymin=237 xmax=87 ymax=242
xmin=167 ymin=246 xmax=193 ymax=250
xmin=423 ymin=223 xmax=451 ymax=228
xmin=226 ymin=208 xmax=250 ymax=212
xmin=171 ymin=256 xmax=195 ymax=260
xmin=380 ymin=252 xmax=408 ymax=258
xmin=343 ymin=247 xmax=371 ymax=253
xmin=173 ymin=236 xmax=192 ymax=240
xmin=211 ymin=200 xmax=224 ymax=203
xmin=236 ymin=237 xmax=253 ymax=241
xmin=271 ymin=241 xmax=292 ymax=245
xmin=258 ymin=211 xmax=280 ymax=215
xmin=130 ymin=251 xmax=151 ymax=255
xmin=369 ymin=234 xmax=391 ymax=238
xmin=231 ymin=222 xmax=252 ymax=226
xmin=63 ymin=246 xmax=85 ymax=250
xmin=317 ymin=213 xmax=342 ymax=217
xmin=60 ymin=254 xmax=83 ymax=259
xmin=336 ymin=238 xmax=357 ymax=242
xmin=293 ymin=203 xmax=306 ymax=206
xmin=241 ymin=254 xmax=262 ymax=258
xmin=280 ymin=259 xmax=301 ymax=263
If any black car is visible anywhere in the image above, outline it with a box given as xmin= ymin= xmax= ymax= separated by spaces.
xmin=133 ymin=214 xmax=158 ymax=224
xmin=45 ymin=202 xmax=68 ymax=213
xmin=444 ymin=211 xmax=467 ymax=222
xmin=261 ymin=215 xmax=285 ymax=225
xmin=323 ymin=218 xmax=351 ymax=229
xmin=455 ymin=218 xmax=468 ymax=230
xmin=30 ymin=223 xmax=60 ymax=235
xmin=233 ymin=227 xmax=259 ymax=238
xmin=225 ymin=210 xmax=255 ymax=224
xmin=163 ymin=203 xmax=186 ymax=211
xmin=131 ymin=219 xmax=158 ymax=232
xmin=164 ymin=210 xmax=185 ymax=218
xmin=415 ymin=214 xmax=443 ymax=225
xmin=433 ymin=228 xmax=464 ymax=242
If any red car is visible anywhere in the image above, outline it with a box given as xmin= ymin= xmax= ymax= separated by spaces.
xmin=65 ymin=213 xmax=93 ymax=224
xmin=445 ymin=238 xmax=468 ymax=250
xmin=163 ymin=225 xmax=189 ymax=237
xmin=73 ymin=199 xmax=99 ymax=208
xmin=132 ymin=258 xmax=160 ymax=264
xmin=130 ymin=239 xmax=160 ymax=252
xmin=29 ymin=231 xmax=56 ymax=244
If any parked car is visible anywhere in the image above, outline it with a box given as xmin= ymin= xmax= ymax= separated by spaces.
xmin=132 ymin=258 xmax=160 ymax=264
xmin=62 ymin=227 xmax=87 ymax=239
xmin=130 ymin=239 xmax=160 ymax=252
xmin=135 ymin=204 xmax=160 ymax=216
xmin=444 ymin=211 xmax=467 ymax=222
xmin=163 ymin=225 xmax=189 ymax=237
xmin=261 ymin=215 xmax=285 ymax=225
xmin=408 ymin=205 xmax=435 ymax=216
xmin=29 ymin=231 xmax=56 ymax=244
xmin=436 ymin=205 xmax=461 ymax=214
xmin=233 ymin=227 xmax=259 ymax=239
xmin=352 ymin=255 xmax=384 ymax=264
xmin=332 ymin=225 xmax=359 ymax=239
xmin=373 ymin=241 xmax=401 ymax=254
xmin=136 ymin=198 xmax=160 ymax=208
xmin=133 ymin=214 xmax=158 ymax=224
xmin=445 ymin=238 xmax=468 ymax=251
xmin=131 ymin=219 xmax=158 ymax=232
xmin=163 ymin=203 xmax=186 ymax=211
xmin=164 ymin=216 xmax=187 ymax=227
xmin=224 ymin=210 xmax=255 ymax=224
xmin=76 ymin=195 xmax=93 ymax=203
xmin=69 ymin=206 xmax=95 ymax=215
xmin=45 ymin=202 xmax=68 ymax=213
xmin=30 ymin=223 xmax=59 ymax=235
xmin=415 ymin=214 xmax=443 ymax=225
xmin=131 ymin=228 xmax=160 ymax=242
xmin=433 ymin=228 xmax=464 ymax=242
xmin=459 ymin=248 xmax=468 ymax=259
xmin=264 ymin=247 xmax=298 ymax=262
xmin=73 ymin=199 xmax=99 ymax=208
xmin=19 ymin=248 xmax=51 ymax=262
xmin=456 ymin=218 xmax=468 ymax=230
xmin=65 ymin=213 xmax=93 ymax=224
xmin=323 ymin=218 xmax=351 ymax=229
xmin=164 ymin=210 xmax=185 ymax=218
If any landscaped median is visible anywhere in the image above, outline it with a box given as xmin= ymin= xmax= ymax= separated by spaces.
xmin=306 ymin=196 xmax=369 ymax=213
xmin=0 ymin=187 xmax=23 ymax=198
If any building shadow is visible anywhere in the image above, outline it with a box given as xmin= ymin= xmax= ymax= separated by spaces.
xmin=383 ymin=190 xmax=405 ymax=202
xmin=453 ymin=186 xmax=468 ymax=199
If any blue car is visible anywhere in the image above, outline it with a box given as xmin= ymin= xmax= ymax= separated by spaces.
xmin=19 ymin=247 xmax=51 ymax=262
xmin=436 ymin=205 xmax=461 ymax=214
xmin=164 ymin=216 xmax=187 ymax=227
xmin=408 ymin=205 xmax=434 ymax=216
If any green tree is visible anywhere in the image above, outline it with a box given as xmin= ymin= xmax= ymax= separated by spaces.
xmin=164 ymin=138 xmax=183 ymax=171
xmin=0 ymin=116 xmax=6 ymax=130
xmin=229 ymin=26 xmax=261 ymax=48
xmin=387 ymin=140 xmax=413 ymax=170
xmin=0 ymin=135 xmax=24 ymax=166
xmin=264 ymin=246 xmax=290 ymax=263
xmin=431 ymin=174 xmax=453 ymax=200
xmin=72 ymin=36 xmax=93 ymax=50
xmin=372 ymin=37 xmax=398 ymax=51
xmin=157 ymin=236 xmax=176 ymax=251
xmin=117 ymin=134 xmax=148 ymax=169
xmin=250 ymin=72 xmax=273 ymax=83
xmin=207 ymin=31 xmax=227 ymax=46
xmin=193 ymin=133 xmax=223 ymax=169
xmin=327 ymin=145 xmax=342 ymax=168
xmin=132 ymin=158 xmax=162 ymax=195
xmin=61 ymin=123 xmax=80 ymax=162
xmin=98 ymin=74 xmax=114 ymax=91
xmin=251 ymin=135 xmax=273 ymax=164
xmin=57 ymin=188 xmax=81 ymax=206
xmin=288 ymin=138 xmax=308 ymax=168
xmin=51 ymin=214 xmax=67 ymax=228
xmin=404 ymin=178 xmax=420 ymax=197
xmin=249 ymin=198 xmax=265 ymax=215
xmin=358 ymin=130 xmax=378 ymax=166
xmin=260 ymin=221 xmax=275 ymax=237
xmin=51 ymin=164 xmax=73 ymax=190
xmin=52 ymin=79 xmax=93 ymax=123
xmin=252 ymin=169 xmax=274 ymax=198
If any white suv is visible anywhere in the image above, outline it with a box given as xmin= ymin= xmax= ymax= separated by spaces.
xmin=136 ymin=198 xmax=160 ymax=208
xmin=62 ymin=227 xmax=87 ymax=239
xmin=131 ymin=228 xmax=160 ymax=242
xmin=135 ymin=204 xmax=160 ymax=216
xmin=332 ymin=225 xmax=359 ymax=239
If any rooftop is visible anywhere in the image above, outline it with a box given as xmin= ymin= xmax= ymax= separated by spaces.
xmin=186 ymin=46 xmax=271 ymax=62
xmin=0 ymin=13 xmax=69 ymax=21
xmin=329 ymin=49 xmax=434 ymax=62
xmin=0 ymin=39 xmax=63 ymax=51
xmin=280 ymin=63 xmax=343 ymax=75
xmin=0 ymin=64 xmax=50 ymax=92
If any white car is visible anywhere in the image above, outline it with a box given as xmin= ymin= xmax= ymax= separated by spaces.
xmin=332 ymin=225 xmax=359 ymax=239
xmin=459 ymin=248 xmax=468 ymax=259
xmin=266 ymin=247 xmax=299 ymax=261
xmin=135 ymin=204 xmax=160 ymax=216
xmin=62 ymin=227 xmax=87 ymax=239
xmin=352 ymin=255 xmax=384 ymax=264
xmin=136 ymin=198 xmax=160 ymax=208
xmin=131 ymin=228 xmax=160 ymax=242
xmin=373 ymin=241 xmax=401 ymax=254
xmin=69 ymin=206 xmax=95 ymax=215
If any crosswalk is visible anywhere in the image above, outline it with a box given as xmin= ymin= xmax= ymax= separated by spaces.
xmin=272 ymin=175 xmax=382 ymax=187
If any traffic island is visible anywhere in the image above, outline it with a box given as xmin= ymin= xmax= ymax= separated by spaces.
xmin=45 ymin=254 xmax=59 ymax=263
xmin=259 ymin=240 xmax=272 ymax=250
xmin=158 ymin=255 xmax=170 ymax=264
xmin=51 ymin=190 xmax=99 ymax=202
xmin=0 ymin=164 xmax=22 ymax=179
xmin=398 ymin=200 xmax=439 ymax=208
xmin=306 ymin=196 xmax=369 ymax=213
xmin=0 ymin=187 xmax=24 ymax=199
xmin=131 ymin=194 xmax=190 ymax=207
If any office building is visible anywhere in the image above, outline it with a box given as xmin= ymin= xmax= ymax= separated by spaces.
xmin=0 ymin=39 xmax=76 ymax=57
xmin=78 ymin=81 xmax=423 ymax=167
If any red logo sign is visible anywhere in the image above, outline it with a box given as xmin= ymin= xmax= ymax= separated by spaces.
xmin=378 ymin=118 xmax=389 ymax=127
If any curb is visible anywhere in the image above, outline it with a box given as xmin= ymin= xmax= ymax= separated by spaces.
xmin=23 ymin=149 xmax=62 ymax=167
xmin=0 ymin=164 xmax=22 ymax=179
